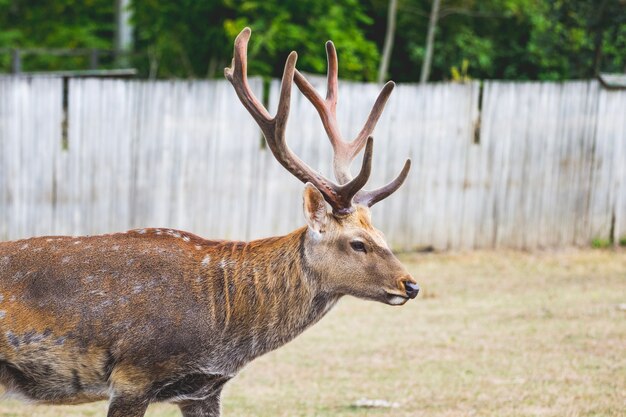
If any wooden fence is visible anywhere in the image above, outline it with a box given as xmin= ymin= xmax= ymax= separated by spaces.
xmin=0 ymin=76 xmax=624 ymax=250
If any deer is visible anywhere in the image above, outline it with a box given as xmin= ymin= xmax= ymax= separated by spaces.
xmin=0 ymin=28 xmax=418 ymax=417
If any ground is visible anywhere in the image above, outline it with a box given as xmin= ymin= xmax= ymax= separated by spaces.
xmin=0 ymin=249 xmax=624 ymax=417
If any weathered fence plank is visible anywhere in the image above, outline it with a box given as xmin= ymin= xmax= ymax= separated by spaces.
xmin=0 ymin=77 xmax=624 ymax=250
xmin=480 ymin=81 xmax=606 ymax=249
xmin=56 ymin=78 xmax=264 ymax=239
xmin=0 ymin=77 xmax=62 ymax=239
xmin=593 ymin=86 xmax=626 ymax=244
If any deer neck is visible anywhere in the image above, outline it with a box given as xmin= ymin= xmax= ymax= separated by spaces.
xmin=202 ymin=227 xmax=339 ymax=365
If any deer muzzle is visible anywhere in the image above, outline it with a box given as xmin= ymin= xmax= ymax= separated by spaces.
xmin=403 ymin=280 xmax=420 ymax=299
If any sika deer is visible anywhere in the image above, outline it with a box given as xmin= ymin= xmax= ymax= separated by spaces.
xmin=0 ymin=28 xmax=418 ymax=417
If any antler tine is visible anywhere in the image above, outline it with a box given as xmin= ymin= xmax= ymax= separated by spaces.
xmin=291 ymin=39 xmax=409 ymax=209
xmin=339 ymin=136 xmax=374 ymax=199
xmin=292 ymin=69 xmax=345 ymax=160
xmin=354 ymin=159 xmax=412 ymax=208
xmin=224 ymin=28 xmax=272 ymax=127
xmin=294 ymin=46 xmax=396 ymax=185
xmin=325 ymin=41 xmax=339 ymax=112
xmin=351 ymin=81 xmax=395 ymax=158
xmin=226 ymin=27 xmax=370 ymax=215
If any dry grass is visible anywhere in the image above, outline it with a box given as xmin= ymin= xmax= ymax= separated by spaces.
xmin=1 ymin=249 xmax=624 ymax=416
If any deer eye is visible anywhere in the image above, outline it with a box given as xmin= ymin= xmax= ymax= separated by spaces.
xmin=350 ymin=241 xmax=367 ymax=253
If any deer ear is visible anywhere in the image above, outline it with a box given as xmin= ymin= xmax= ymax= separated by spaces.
xmin=303 ymin=183 xmax=328 ymax=234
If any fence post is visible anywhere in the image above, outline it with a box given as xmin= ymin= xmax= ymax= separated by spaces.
xmin=11 ymin=49 xmax=21 ymax=73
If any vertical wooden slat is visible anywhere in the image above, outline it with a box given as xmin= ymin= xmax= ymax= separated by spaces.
xmin=0 ymin=77 xmax=62 ymax=240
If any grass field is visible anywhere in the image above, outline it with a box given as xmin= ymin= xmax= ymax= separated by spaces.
xmin=0 ymin=249 xmax=624 ymax=417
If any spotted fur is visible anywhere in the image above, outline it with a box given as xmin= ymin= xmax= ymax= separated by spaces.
xmin=0 ymin=196 xmax=417 ymax=417
xmin=0 ymin=29 xmax=418 ymax=416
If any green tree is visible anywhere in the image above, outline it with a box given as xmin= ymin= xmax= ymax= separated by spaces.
xmin=368 ymin=0 xmax=625 ymax=82
xmin=1 ymin=0 xmax=625 ymax=81
xmin=527 ymin=0 xmax=626 ymax=79
xmin=132 ymin=0 xmax=379 ymax=80
xmin=131 ymin=0 xmax=233 ymax=78
xmin=0 ymin=0 xmax=114 ymax=72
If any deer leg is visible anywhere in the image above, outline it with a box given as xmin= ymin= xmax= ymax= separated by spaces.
xmin=107 ymin=396 xmax=149 ymax=417
xmin=177 ymin=379 xmax=228 ymax=417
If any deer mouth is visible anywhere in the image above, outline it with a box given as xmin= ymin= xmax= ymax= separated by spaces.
xmin=384 ymin=291 xmax=409 ymax=306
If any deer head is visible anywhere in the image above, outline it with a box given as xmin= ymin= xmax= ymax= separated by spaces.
xmin=225 ymin=28 xmax=418 ymax=305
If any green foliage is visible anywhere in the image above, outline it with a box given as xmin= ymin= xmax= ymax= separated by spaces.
xmin=370 ymin=0 xmax=626 ymax=82
xmin=450 ymin=59 xmax=471 ymax=82
xmin=131 ymin=0 xmax=378 ymax=80
xmin=0 ymin=0 xmax=624 ymax=81
xmin=0 ymin=0 xmax=114 ymax=72
xmin=221 ymin=0 xmax=378 ymax=80
xmin=370 ymin=0 xmax=541 ymax=81
xmin=526 ymin=0 xmax=626 ymax=79
xmin=591 ymin=238 xmax=612 ymax=249
xmin=131 ymin=0 xmax=233 ymax=78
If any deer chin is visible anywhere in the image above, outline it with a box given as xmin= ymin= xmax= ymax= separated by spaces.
xmin=383 ymin=291 xmax=410 ymax=306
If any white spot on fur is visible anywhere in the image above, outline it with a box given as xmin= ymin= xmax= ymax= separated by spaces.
xmin=20 ymin=244 xmax=29 ymax=250
xmin=132 ymin=285 xmax=143 ymax=294
xmin=73 ymin=240 xmax=82 ymax=245
xmin=61 ymin=256 xmax=72 ymax=264
xmin=219 ymin=259 xmax=236 ymax=269
xmin=182 ymin=236 xmax=190 ymax=242
xmin=201 ymin=255 xmax=211 ymax=267
xmin=195 ymin=245 xmax=202 ymax=250
xmin=138 ymin=229 xmax=147 ymax=234
xmin=112 ymin=245 xmax=120 ymax=251
xmin=0 ymin=311 xmax=5 ymax=319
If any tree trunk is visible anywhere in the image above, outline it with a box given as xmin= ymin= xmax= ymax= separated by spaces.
xmin=420 ymin=0 xmax=441 ymax=84
xmin=115 ymin=0 xmax=133 ymax=68
xmin=377 ymin=0 xmax=398 ymax=84
xmin=591 ymin=0 xmax=609 ymax=76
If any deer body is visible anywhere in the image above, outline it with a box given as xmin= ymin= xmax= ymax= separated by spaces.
xmin=0 ymin=227 xmax=339 ymax=411
xmin=0 ymin=28 xmax=418 ymax=416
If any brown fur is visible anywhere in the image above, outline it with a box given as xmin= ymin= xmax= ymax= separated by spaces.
xmin=1 ymin=28 xmax=416 ymax=414
xmin=0 ymin=196 xmax=416 ymax=416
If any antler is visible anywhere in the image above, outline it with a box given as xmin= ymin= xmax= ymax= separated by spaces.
xmin=293 ymin=42 xmax=411 ymax=207
xmin=225 ymin=28 xmax=372 ymax=215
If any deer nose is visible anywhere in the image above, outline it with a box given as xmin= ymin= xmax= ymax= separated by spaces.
xmin=403 ymin=281 xmax=420 ymax=299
